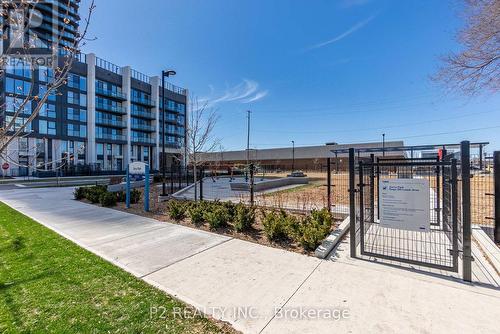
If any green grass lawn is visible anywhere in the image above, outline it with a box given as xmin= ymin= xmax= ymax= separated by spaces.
xmin=0 ymin=202 xmax=236 ymax=334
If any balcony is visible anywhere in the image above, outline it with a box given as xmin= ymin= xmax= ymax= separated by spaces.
xmin=131 ymin=96 xmax=156 ymax=107
xmin=96 ymin=103 xmax=126 ymax=115
xmin=131 ymin=137 xmax=156 ymax=145
xmin=96 ymin=88 xmax=127 ymax=101
xmin=96 ymin=133 xmax=126 ymax=142
xmin=96 ymin=118 xmax=127 ymax=128
xmin=131 ymin=123 xmax=156 ymax=132
xmin=131 ymin=109 xmax=155 ymax=120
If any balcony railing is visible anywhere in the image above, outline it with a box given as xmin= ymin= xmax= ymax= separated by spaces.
xmin=131 ymin=123 xmax=156 ymax=132
xmin=95 ymin=88 xmax=127 ymax=101
xmin=96 ymin=133 xmax=126 ymax=141
xmin=96 ymin=118 xmax=127 ymax=128
xmin=96 ymin=103 xmax=126 ymax=114
xmin=131 ymin=96 xmax=156 ymax=107
xmin=131 ymin=137 xmax=156 ymax=145
xmin=131 ymin=109 xmax=155 ymax=119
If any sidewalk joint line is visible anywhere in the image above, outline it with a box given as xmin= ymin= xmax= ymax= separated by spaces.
xmin=89 ymin=225 xmax=170 ymax=247
xmin=258 ymin=260 xmax=324 ymax=334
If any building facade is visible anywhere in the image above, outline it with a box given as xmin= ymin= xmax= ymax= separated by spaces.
xmin=0 ymin=1 xmax=188 ymax=176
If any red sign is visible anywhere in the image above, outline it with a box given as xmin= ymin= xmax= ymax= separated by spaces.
xmin=2 ymin=163 xmax=9 ymax=170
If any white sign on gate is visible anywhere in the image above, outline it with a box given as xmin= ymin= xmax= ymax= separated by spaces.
xmin=129 ymin=161 xmax=147 ymax=175
xmin=379 ymin=178 xmax=430 ymax=232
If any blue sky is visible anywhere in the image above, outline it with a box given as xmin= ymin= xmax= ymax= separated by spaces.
xmin=80 ymin=0 xmax=500 ymax=152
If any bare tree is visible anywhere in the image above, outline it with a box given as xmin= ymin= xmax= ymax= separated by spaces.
xmin=433 ymin=0 xmax=500 ymax=95
xmin=0 ymin=0 xmax=96 ymax=162
xmin=186 ymin=96 xmax=219 ymax=200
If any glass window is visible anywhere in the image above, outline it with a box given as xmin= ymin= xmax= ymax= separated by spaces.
xmin=39 ymin=120 xmax=56 ymax=135
xmin=6 ymin=78 xmax=31 ymax=95
xmin=39 ymin=103 xmax=56 ymax=118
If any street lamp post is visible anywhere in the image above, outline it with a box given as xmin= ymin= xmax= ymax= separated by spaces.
xmin=291 ymin=140 xmax=295 ymax=172
xmin=161 ymin=69 xmax=177 ymax=197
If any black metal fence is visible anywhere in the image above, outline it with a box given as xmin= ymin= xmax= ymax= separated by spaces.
xmin=348 ymin=141 xmax=474 ymax=281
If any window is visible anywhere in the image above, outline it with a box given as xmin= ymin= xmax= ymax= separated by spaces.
xmin=67 ymin=108 xmax=87 ymax=122
xmin=39 ymin=103 xmax=56 ymax=118
xmin=39 ymin=67 xmax=54 ymax=82
xmin=6 ymin=59 xmax=32 ymax=78
xmin=67 ymin=124 xmax=87 ymax=137
xmin=96 ymin=143 xmax=104 ymax=155
xmin=39 ymin=85 xmax=57 ymax=102
xmin=67 ymin=73 xmax=87 ymax=92
xmin=6 ymin=78 xmax=31 ymax=95
xmin=67 ymin=92 xmax=86 ymax=106
xmin=5 ymin=96 xmax=32 ymax=114
xmin=39 ymin=120 xmax=56 ymax=135
xmin=4 ymin=116 xmax=31 ymax=132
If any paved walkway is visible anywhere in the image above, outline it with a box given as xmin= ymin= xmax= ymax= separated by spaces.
xmin=1 ymin=187 xmax=499 ymax=334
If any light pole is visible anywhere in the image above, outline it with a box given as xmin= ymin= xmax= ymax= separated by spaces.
xmin=382 ymin=133 xmax=386 ymax=157
xmin=291 ymin=140 xmax=295 ymax=171
xmin=161 ymin=69 xmax=177 ymax=197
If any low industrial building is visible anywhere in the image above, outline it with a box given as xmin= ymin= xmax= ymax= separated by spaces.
xmin=198 ymin=141 xmax=405 ymax=171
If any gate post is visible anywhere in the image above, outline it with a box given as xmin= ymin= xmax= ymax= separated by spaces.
xmin=494 ymin=151 xmax=500 ymax=243
xmin=461 ymin=141 xmax=472 ymax=282
xmin=327 ymin=157 xmax=332 ymax=212
xmin=370 ymin=154 xmax=375 ymax=223
xmin=349 ymin=148 xmax=356 ymax=258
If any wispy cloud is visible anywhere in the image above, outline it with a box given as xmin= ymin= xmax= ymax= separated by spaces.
xmin=201 ymin=79 xmax=268 ymax=106
xmin=307 ymin=13 xmax=378 ymax=51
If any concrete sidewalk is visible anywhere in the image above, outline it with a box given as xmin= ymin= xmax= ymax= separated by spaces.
xmin=0 ymin=187 xmax=499 ymax=334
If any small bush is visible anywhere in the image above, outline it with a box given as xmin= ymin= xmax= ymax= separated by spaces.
xmin=187 ymin=203 xmax=205 ymax=225
xmin=233 ymin=203 xmax=255 ymax=232
xmin=167 ymin=200 xmax=187 ymax=220
xmin=85 ymin=185 xmax=107 ymax=204
xmin=223 ymin=201 xmax=237 ymax=222
xmin=99 ymin=191 xmax=117 ymax=207
xmin=295 ymin=209 xmax=333 ymax=251
xmin=205 ymin=206 xmax=229 ymax=230
xmin=262 ymin=210 xmax=288 ymax=241
xmin=116 ymin=191 xmax=127 ymax=203
xmin=130 ymin=189 xmax=141 ymax=204
xmin=73 ymin=187 xmax=87 ymax=200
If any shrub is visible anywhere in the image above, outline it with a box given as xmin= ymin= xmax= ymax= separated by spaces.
xmin=233 ymin=203 xmax=255 ymax=232
xmin=295 ymin=209 xmax=333 ymax=251
xmin=130 ymin=189 xmax=141 ymax=204
xmin=262 ymin=210 xmax=288 ymax=241
xmin=116 ymin=191 xmax=127 ymax=203
xmin=167 ymin=200 xmax=187 ymax=220
xmin=205 ymin=205 xmax=229 ymax=230
xmin=85 ymin=185 xmax=107 ymax=204
xmin=187 ymin=203 xmax=205 ymax=225
xmin=73 ymin=187 xmax=87 ymax=200
xmin=223 ymin=201 xmax=237 ymax=222
xmin=99 ymin=191 xmax=117 ymax=207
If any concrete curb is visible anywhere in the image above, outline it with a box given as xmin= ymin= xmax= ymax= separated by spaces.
xmin=472 ymin=225 xmax=500 ymax=276
xmin=314 ymin=216 xmax=350 ymax=259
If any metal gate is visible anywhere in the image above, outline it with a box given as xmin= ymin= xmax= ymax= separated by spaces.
xmin=348 ymin=141 xmax=473 ymax=281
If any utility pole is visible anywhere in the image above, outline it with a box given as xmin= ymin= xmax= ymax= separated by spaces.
xmin=246 ymin=110 xmax=251 ymax=164
xmin=246 ymin=110 xmax=251 ymax=182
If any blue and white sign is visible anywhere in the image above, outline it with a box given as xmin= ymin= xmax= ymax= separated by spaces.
xmin=379 ymin=178 xmax=430 ymax=232
xmin=129 ymin=161 xmax=147 ymax=175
